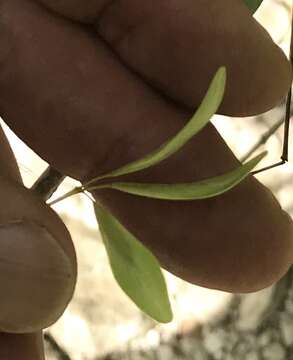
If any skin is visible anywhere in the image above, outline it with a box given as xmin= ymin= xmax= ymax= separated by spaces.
xmin=0 ymin=332 xmax=44 ymax=360
xmin=0 ymin=127 xmax=43 ymax=358
xmin=0 ymin=117 xmax=76 ymax=353
xmin=0 ymin=180 xmax=77 ymax=333
xmin=0 ymin=0 xmax=292 ymax=290
xmin=37 ymin=0 xmax=292 ymax=116
xmin=0 ymin=0 xmax=292 ymax=356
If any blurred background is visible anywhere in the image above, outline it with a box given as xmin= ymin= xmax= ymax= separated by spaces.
xmin=2 ymin=0 xmax=293 ymax=358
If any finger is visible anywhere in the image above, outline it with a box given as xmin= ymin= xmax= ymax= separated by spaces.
xmin=37 ymin=0 xmax=292 ymax=116
xmin=0 ymin=332 xmax=45 ymax=360
xmin=0 ymin=127 xmax=45 ymax=358
xmin=37 ymin=0 xmax=106 ymax=22
xmin=95 ymin=126 xmax=293 ymax=293
xmin=0 ymin=125 xmax=77 ymax=333
xmin=0 ymin=0 xmax=292 ymax=292
xmin=0 ymin=126 xmax=21 ymax=182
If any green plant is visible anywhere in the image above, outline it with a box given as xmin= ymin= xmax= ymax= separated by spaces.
xmin=0 ymin=0 xmax=291 ymax=332
xmin=49 ymin=67 xmax=266 ymax=322
xmin=244 ymin=0 xmax=264 ymax=12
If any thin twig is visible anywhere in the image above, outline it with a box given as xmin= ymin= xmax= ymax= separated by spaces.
xmin=241 ymin=116 xmax=286 ymax=162
xmin=252 ymin=160 xmax=285 ymax=175
xmin=251 ymin=4 xmax=293 ymax=174
xmin=31 ymin=166 xmax=65 ymax=201
xmin=48 ymin=186 xmax=83 ymax=206
xmin=44 ymin=332 xmax=72 ymax=360
xmin=281 ymin=3 xmax=293 ymax=162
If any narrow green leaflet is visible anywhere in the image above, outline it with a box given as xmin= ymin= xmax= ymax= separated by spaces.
xmin=106 ymin=152 xmax=267 ymax=201
xmin=243 ymin=0 xmax=263 ymax=12
xmin=86 ymin=67 xmax=226 ymax=186
xmin=94 ymin=203 xmax=173 ymax=323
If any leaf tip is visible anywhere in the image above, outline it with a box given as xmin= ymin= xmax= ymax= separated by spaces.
xmin=217 ymin=66 xmax=227 ymax=84
xmin=156 ymin=308 xmax=174 ymax=324
xmin=254 ymin=150 xmax=268 ymax=163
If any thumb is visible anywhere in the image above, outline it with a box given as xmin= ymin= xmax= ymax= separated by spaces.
xmin=0 ymin=125 xmax=77 ymax=334
xmin=0 ymin=127 xmax=45 ymax=358
xmin=0 ymin=333 xmax=45 ymax=360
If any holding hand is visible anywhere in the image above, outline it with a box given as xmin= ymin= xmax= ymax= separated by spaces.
xmin=0 ymin=0 xmax=292 ymax=358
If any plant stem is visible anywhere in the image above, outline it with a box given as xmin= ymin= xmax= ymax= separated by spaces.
xmin=48 ymin=186 xmax=84 ymax=206
xmin=31 ymin=166 xmax=65 ymax=201
xmin=44 ymin=332 xmax=72 ymax=360
xmin=84 ymin=185 xmax=109 ymax=193
xmin=250 ymin=4 xmax=293 ymax=174
xmin=241 ymin=117 xmax=286 ymax=162
xmin=282 ymin=3 xmax=293 ymax=162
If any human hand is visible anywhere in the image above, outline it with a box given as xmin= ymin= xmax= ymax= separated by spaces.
xmin=0 ymin=0 xmax=292 ymax=298
xmin=0 ymin=123 xmax=76 ymax=356
xmin=37 ymin=0 xmax=292 ymax=116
